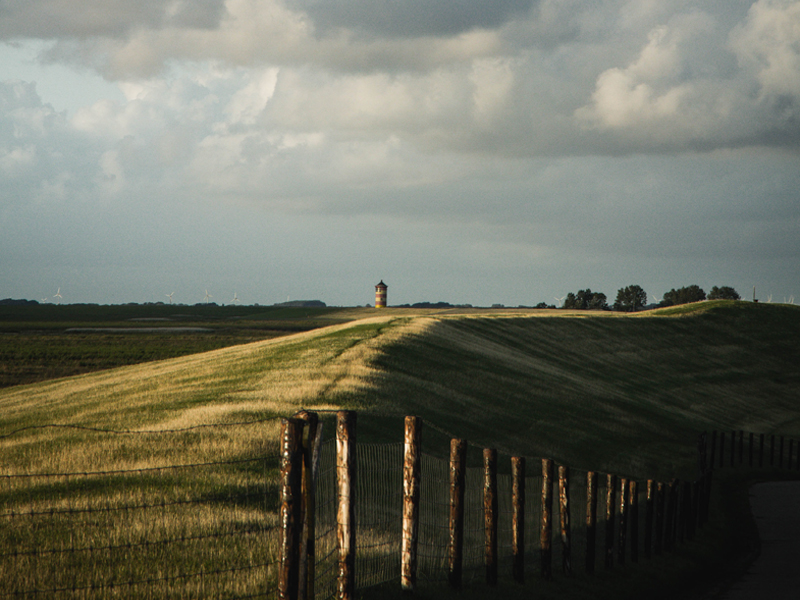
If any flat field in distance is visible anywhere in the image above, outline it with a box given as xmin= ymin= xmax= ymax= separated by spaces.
xmin=0 ymin=303 xmax=350 ymax=388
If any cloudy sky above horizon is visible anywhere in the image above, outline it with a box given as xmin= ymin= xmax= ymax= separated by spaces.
xmin=2 ymin=0 xmax=799 ymax=307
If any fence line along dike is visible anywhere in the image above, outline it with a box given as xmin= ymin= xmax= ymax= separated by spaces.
xmin=4 ymin=410 xmax=798 ymax=599
xmin=277 ymin=412 xmax=800 ymax=600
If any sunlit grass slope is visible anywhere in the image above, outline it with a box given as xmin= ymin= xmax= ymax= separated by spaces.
xmin=0 ymin=316 xmax=421 ymax=473
xmin=1 ymin=301 xmax=798 ymax=481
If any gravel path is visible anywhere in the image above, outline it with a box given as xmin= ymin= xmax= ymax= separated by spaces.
xmin=718 ymin=481 xmax=800 ymax=599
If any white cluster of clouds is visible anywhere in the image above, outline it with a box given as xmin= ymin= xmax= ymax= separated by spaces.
xmin=1 ymin=0 xmax=799 ymax=305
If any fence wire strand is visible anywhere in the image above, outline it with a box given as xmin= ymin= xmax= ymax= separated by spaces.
xmin=1 ymin=427 xmax=281 ymax=600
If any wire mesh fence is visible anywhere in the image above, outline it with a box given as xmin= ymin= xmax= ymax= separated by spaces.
xmin=307 ymin=420 xmax=727 ymax=599
xmin=5 ymin=416 xmax=791 ymax=600
xmin=1 ymin=447 xmax=281 ymax=599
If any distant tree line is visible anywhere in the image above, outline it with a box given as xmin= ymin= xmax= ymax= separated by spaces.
xmin=553 ymin=285 xmax=741 ymax=312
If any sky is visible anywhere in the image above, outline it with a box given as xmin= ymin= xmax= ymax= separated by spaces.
xmin=1 ymin=0 xmax=799 ymax=308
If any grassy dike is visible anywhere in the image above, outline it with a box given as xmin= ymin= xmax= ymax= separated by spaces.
xmin=1 ymin=300 xmax=799 ymax=596
xmin=356 ymin=301 xmax=800 ymax=481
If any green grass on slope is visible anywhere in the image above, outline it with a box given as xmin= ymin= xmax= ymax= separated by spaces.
xmin=0 ymin=317 xmax=397 ymax=473
xmin=355 ymin=301 xmax=800 ymax=481
xmin=2 ymin=301 xmax=797 ymax=479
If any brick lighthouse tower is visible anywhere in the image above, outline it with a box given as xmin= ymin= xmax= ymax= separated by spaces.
xmin=375 ymin=280 xmax=387 ymax=308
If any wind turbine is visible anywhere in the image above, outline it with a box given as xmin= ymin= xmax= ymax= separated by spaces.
xmin=651 ymin=294 xmax=662 ymax=304
xmin=166 ymin=292 xmax=174 ymax=304
xmin=554 ymin=296 xmax=565 ymax=307
xmin=767 ymin=294 xmax=773 ymax=303
xmin=41 ymin=298 xmax=48 ymax=304
xmin=232 ymin=292 xmax=240 ymax=305
xmin=53 ymin=288 xmax=63 ymax=304
xmin=204 ymin=290 xmax=212 ymax=304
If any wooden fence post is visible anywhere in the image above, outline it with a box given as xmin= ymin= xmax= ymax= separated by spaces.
xmin=719 ymin=432 xmax=725 ymax=468
xmin=789 ymin=440 xmax=795 ymax=471
xmin=279 ymin=418 xmax=304 ymax=600
xmin=618 ymin=478 xmax=629 ymax=566
xmin=629 ymin=481 xmax=639 ymax=564
xmin=759 ymin=433 xmax=765 ymax=467
xmin=738 ymin=430 xmax=744 ymax=465
xmin=779 ymin=436 xmax=785 ymax=468
xmin=484 ymin=449 xmax=498 ymax=586
xmin=677 ymin=482 xmax=686 ymax=545
xmin=665 ymin=480 xmax=677 ymax=551
xmin=703 ymin=470 xmax=713 ymax=527
xmin=709 ymin=430 xmax=717 ymax=472
xmin=683 ymin=481 xmax=694 ymax=541
xmin=770 ymin=434 xmax=775 ymax=466
xmin=511 ymin=457 xmax=526 ymax=583
xmin=541 ymin=459 xmax=554 ymax=579
xmin=654 ymin=482 xmax=665 ymax=555
xmin=586 ymin=471 xmax=598 ymax=574
xmin=644 ymin=480 xmax=654 ymax=559
xmin=604 ymin=474 xmax=617 ymax=570
xmin=749 ymin=432 xmax=754 ymax=467
xmin=558 ymin=465 xmax=572 ymax=575
xmin=448 ymin=439 xmax=467 ymax=590
xmin=296 ymin=411 xmax=320 ymax=600
xmin=336 ymin=411 xmax=357 ymax=600
xmin=730 ymin=430 xmax=735 ymax=468
xmin=401 ymin=416 xmax=422 ymax=593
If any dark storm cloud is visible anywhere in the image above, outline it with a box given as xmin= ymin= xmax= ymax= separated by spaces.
xmin=0 ymin=0 xmax=225 ymax=39
xmin=296 ymin=0 xmax=535 ymax=38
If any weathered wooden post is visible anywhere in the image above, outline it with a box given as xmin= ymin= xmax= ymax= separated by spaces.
xmin=664 ymin=480 xmax=677 ymax=551
xmin=511 ymin=457 xmax=526 ymax=583
xmin=585 ymin=471 xmax=598 ymax=574
xmin=730 ymin=430 xmax=735 ymax=468
xmin=279 ymin=418 xmax=304 ymax=600
xmin=789 ymin=440 xmax=795 ymax=471
xmin=749 ymin=432 xmax=754 ymax=467
xmin=779 ymin=436 xmax=785 ymax=468
xmin=336 ymin=411 xmax=357 ymax=600
xmin=296 ymin=410 xmax=320 ymax=600
xmin=738 ymin=430 xmax=744 ymax=465
xmin=541 ymin=459 xmax=554 ymax=579
xmin=770 ymin=434 xmax=775 ymax=466
xmin=617 ymin=478 xmax=628 ymax=566
xmin=709 ymin=431 xmax=717 ymax=472
xmin=719 ymin=431 xmax=725 ymax=469
xmin=484 ymin=448 xmax=498 ymax=586
xmin=759 ymin=433 xmax=765 ymax=467
xmin=629 ymin=481 xmax=639 ymax=564
xmin=677 ymin=482 xmax=686 ymax=545
xmin=604 ymin=474 xmax=616 ymax=570
xmin=644 ymin=480 xmax=654 ymax=559
xmin=401 ymin=416 xmax=422 ymax=593
xmin=558 ymin=465 xmax=572 ymax=575
xmin=702 ymin=470 xmax=713 ymax=527
xmin=683 ymin=481 xmax=694 ymax=541
xmin=654 ymin=482 xmax=665 ymax=555
xmin=448 ymin=439 xmax=467 ymax=590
